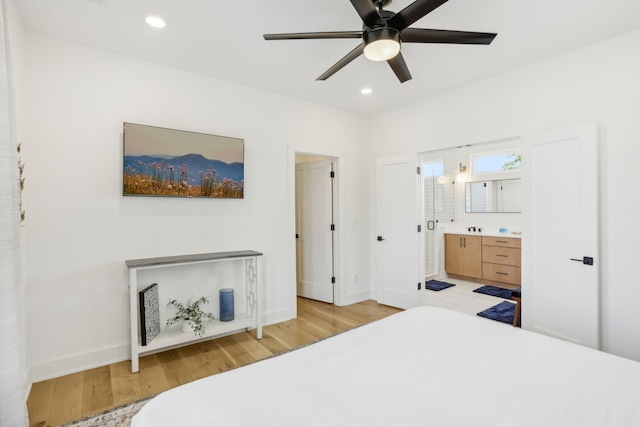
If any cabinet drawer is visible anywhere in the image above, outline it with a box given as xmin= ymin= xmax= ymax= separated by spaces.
xmin=482 ymin=236 xmax=521 ymax=248
xmin=482 ymin=246 xmax=521 ymax=267
xmin=482 ymin=263 xmax=521 ymax=285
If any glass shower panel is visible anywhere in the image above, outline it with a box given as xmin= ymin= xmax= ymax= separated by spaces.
xmin=422 ymin=152 xmax=456 ymax=278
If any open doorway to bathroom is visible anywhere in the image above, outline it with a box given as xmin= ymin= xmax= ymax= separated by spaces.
xmin=418 ymin=139 xmax=521 ymax=284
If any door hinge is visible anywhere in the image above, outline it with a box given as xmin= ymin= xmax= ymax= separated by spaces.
xmin=330 ymin=224 xmax=335 ymax=231
xmin=330 ymin=171 xmax=335 ymax=178
xmin=417 ymin=225 xmax=422 ymax=232
xmin=416 ymin=166 xmax=421 ymax=175
xmin=331 ymin=276 xmax=336 ymax=284
xmin=417 ymin=282 xmax=422 ymax=290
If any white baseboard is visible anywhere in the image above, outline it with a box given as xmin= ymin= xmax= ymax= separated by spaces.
xmin=341 ymin=289 xmax=371 ymax=306
xmin=25 ymin=366 xmax=32 ymax=402
xmin=261 ymin=307 xmax=294 ymax=326
xmin=30 ymin=343 xmax=129 ymax=383
xmin=29 ymin=308 xmax=294 ymax=383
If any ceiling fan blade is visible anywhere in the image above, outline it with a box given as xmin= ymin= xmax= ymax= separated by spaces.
xmin=264 ymin=31 xmax=362 ymax=40
xmin=317 ymin=44 xmax=365 ymax=81
xmin=349 ymin=0 xmax=385 ymax=28
xmin=401 ymin=28 xmax=497 ymax=44
xmin=387 ymin=0 xmax=449 ymax=31
xmin=387 ymin=52 xmax=412 ymax=83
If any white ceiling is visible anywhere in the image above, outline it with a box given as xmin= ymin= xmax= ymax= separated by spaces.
xmin=15 ymin=0 xmax=640 ymax=116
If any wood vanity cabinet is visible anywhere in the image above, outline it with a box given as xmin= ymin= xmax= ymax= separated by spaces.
xmin=445 ymin=234 xmax=521 ymax=286
xmin=481 ymin=236 xmax=521 ymax=286
xmin=445 ymin=234 xmax=482 ymax=279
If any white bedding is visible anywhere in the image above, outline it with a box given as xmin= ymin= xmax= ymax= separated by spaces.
xmin=132 ymin=306 xmax=640 ymax=426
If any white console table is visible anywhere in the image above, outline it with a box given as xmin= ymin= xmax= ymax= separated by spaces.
xmin=126 ymin=250 xmax=262 ymax=373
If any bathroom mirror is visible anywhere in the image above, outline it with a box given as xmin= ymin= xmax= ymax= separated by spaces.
xmin=465 ymin=178 xmax=521 ymax=213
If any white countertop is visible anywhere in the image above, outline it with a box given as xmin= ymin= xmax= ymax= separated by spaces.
xmin=441 ymin=226 xmax=522 ymax=239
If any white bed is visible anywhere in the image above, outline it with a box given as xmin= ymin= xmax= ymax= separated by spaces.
xmin=132 ymin=306 xmax=640 ymax=426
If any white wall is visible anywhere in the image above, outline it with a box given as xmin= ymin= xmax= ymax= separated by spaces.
xmin=21 ymin=33 xmax=371 ymax=381
xmin=369 ymin=29 xmax=640 ymax=361
xmin=20 ymin=22 xmax=640 ymax=383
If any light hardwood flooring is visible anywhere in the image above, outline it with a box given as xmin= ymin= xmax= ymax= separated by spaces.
xmin=27 ymin=298 xmax=401 ymax=427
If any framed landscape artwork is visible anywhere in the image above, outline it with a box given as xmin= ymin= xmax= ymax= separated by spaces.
xmin=123 ymin=122 xmax=244 ymax=198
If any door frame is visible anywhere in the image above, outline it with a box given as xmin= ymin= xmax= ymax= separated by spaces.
xmin=287 ymin=146 xmax=342 ymax=314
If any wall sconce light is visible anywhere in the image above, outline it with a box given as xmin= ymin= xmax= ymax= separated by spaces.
xmin=437 ymin=175 xmax=450 ymax=184
xmin=456 ymin=163 xmax=468 ymax=183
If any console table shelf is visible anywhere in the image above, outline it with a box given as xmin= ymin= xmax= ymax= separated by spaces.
xmin=127 ymin=250 xmax=263 ymax=373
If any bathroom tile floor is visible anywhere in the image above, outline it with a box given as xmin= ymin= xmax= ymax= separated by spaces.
xmin=423 ymin=277 xmax=515 ymax=317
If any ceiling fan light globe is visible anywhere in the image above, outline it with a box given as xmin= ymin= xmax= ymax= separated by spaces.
xmin=363 ymin=27 xmax=401 ymax=61
xmin=364 ymin=39 xmax=400 ymax=61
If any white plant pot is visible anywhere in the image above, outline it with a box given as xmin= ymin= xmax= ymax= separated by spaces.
xmin=182 ymin=320 xmax=195 ymax=333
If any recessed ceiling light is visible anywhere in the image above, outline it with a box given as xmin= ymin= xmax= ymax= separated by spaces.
xmin=145 ymin=15 xmax=166 ymax=29
xmin=360 ymin=87 xmax=373 ymax=95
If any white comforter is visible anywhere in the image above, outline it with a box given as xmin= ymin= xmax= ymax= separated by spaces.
xmin=132 ymin=306 xmax=640 ymax=426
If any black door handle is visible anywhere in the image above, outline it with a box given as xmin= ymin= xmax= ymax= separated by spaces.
xmin=377 ymin=236 xmax=385 ymax=241
xmin=570 ymin=256 xmax=594 ymax=265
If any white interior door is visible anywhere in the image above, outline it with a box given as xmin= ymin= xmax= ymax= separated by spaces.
xmin=376 ymin=156 xmax=419 ymax=309
xmin=295 ymin=159 xmax=334 ymax=303
xmin=522 ymin=122 xmax=599 ymax=348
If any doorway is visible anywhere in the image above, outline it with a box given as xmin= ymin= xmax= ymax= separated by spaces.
xmin=295 ymin=154 xmax=336 ymax=303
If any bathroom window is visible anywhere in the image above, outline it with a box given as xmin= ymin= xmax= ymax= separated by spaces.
xmin=472 ymin=149 xmax=521 ymax=174
xmin=422 ymin=160 xmax=444 ymax=177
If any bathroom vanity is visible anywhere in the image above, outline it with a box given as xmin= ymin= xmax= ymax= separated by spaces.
xmin=445 ymin=233 xmax=521 ymax=287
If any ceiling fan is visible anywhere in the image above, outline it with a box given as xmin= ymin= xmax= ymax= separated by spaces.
xmin=263 ymin=0 xmax=497 ymax=83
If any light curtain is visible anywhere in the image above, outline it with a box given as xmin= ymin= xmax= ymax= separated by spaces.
xmin=0 ymin=0 xmax=29 ymax=425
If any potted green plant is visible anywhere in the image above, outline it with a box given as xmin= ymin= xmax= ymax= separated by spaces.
xmin=166 ymin=296 xmax=215 ymax=337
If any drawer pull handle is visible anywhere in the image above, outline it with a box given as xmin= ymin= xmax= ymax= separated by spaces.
xmin=496 ymin=254 xmax=508 ymax=257
xmin=496 ymin=272 xmax=509 ymax=275
xmin=495 ymin=240 xmax=509 ymax=243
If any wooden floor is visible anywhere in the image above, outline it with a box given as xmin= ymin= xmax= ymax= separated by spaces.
xmin=27 ymin=298 xmax=400 ymax=427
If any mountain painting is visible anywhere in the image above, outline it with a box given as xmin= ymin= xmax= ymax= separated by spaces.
xmin=123 ymin=123 xmax=244 ymax=198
